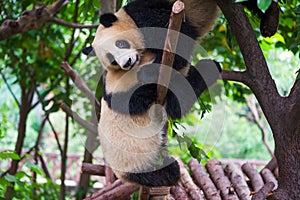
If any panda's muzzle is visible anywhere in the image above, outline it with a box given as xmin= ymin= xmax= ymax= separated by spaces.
xmin=119 ymin=54 xmax=139 ymax=70
xmin=122 ymin=54 xmax=139 ymax=70
xmin=107 ymin=52 xmax=139 ymax=70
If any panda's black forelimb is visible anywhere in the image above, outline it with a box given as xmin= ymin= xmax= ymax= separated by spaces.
xmin=124 ymin=158 xmax=180 ymax=187
xmin=103 ymin=81 xmax=158 ymax=115
xmin=165 ymin=59 xmax=221 ymax=120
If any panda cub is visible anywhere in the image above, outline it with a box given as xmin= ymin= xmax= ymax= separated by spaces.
xmin=83 ymin=0 xmax=221 ymax=187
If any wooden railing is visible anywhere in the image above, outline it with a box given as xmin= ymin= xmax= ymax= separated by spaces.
xmin=1 ymin=151 xmax=267 ymax=184
xmin=0 ymin=151 xmax=104 ymax=185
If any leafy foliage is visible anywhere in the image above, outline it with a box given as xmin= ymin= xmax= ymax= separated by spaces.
xmin=0 ymin=143 xmax=59 ymax=199
xmin=257 ymin=0 xmax=272 ymax=12
xmin=169 ymin=118 xmax=209 ymax=163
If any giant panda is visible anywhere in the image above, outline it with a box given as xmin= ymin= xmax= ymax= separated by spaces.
xmin=83 ymin=0 xmax=221 ymax=187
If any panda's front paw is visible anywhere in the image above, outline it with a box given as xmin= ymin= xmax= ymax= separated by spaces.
xmin=137 ymin=64 xmax=160 ymax=84
xmin=116 ymin=51 xmax=139 ymax=70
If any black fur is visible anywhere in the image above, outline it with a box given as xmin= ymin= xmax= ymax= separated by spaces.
xmin=102 ymin=59 xmax=221 ymax=119
xmin=165 ymin=60 xmax=221 ymax=119
xmin=124 ymin=0 xmax=199 ymax=39
xmin=124 ymin=0 xmax=198 ymax=72
xmin=115 ymin=40 xmax=131 ymax=49
xmin=100 ymin=13 xmax=118 ymax=27
xmin=82 ymin=46 xmax=95 ymax=56
xmin=106 ymin=53 xmax=118 ymax=65
xmin=103 ymin=81 xmax=157 ymax=115
xmin=124 ymin=158 xmax=180 ymax=187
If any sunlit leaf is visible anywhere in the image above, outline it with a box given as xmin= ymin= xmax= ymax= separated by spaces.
xmin=258 ymin=0 xmax=272 ymax=13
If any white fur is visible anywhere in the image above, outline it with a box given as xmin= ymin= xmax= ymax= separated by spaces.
xmin=98 ymin=99 xmax=167 ymax=174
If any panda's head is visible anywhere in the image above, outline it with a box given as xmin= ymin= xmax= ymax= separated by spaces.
xmin=85 ymin=9 xmax=145 ymax=71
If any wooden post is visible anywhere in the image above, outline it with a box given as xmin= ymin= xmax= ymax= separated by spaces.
xmin=156 ymin=0 xmax=185 ymax=105
xmin=140 ymin=1 xmax=185 ymax=199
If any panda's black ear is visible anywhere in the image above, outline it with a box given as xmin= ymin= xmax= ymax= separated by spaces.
xmin=100 ymin=13 xmax=118 ymax=27
xmin=82 ymin=46 xmax=96 ymax=56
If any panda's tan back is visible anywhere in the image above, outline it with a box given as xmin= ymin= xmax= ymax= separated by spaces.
xmin=168 ymin=0 xmax=218 ymax=37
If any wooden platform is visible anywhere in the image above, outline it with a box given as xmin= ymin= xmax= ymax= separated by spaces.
xmin=84 ymin=158 xmax=278 ymax=200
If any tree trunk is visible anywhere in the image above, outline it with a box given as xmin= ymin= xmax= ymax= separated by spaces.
xmin=5 ymin=87 xmax=33 ymax=199
xmin=271 ymin=122 xmax=300 ymax=199
xmin=216 ymin=0 xmax=300 ymax=199
xmin=75 ymin=119 xmax=100 ymax=199
xmin=60 ymin=78 xmax=70 ymax=200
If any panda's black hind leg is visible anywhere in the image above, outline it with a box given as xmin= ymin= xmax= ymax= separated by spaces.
xmin=124 ymin=158 xmax=180 ymax=187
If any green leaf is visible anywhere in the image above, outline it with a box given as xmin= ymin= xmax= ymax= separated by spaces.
xmin=15 ymin=171 xmax=30 ymax=179
xmin=5 ymin=174 xmax=18 ymax=183
xmin=46 ymin=103 xmax=61 ymax=114
xmin=0 ymin=151 xmax=20 ymax=160
xmin=257 ymin=0 xmax=272 ymax=13
xmin=25 ymin=162 xmax=43 ymax=175
xmin=7 ymin=152 xmax=20 ymax=160
xmin=0 ymin=152 xmax=6 ymax=159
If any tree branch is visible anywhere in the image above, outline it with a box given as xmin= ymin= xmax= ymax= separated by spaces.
xmin=85 ymin=180 xmax=139 ymax=200
xmin=221 ymin=70 xmax=246 ymax=83
xmin=60 ymin=103 xmax=98 ymax=135
xmin=0 ymin=0 xmax=68 ymax=41
xmin=206 ymin=159 xmax=239 ymax=199
xmin=246 ymin=95 xmax=274 ymax=157
xmin=188 ymin=158 xmax=221 ymax=199
xmin=252 ymin=182 xmax=275 ymax=200
xmin=81 ymin=163 xmax=105 ymax=176
xmin=30 ymin=77 xmax=64 ymax=110
xmin=50 ymin=17 xmax=99 ymax=29
xmin=60 ymin=62 xmax=101 ymax=110
xmin=0 ymin=69 xmax=20 ymax=107
xmin=178 ymin=159 xmax=203 ymax=200
xmin=241 ymin=162 xmax=264 ymax=192
xmin=47 ymin=118 xmax=63 ymax=154
xmin=48 ymin=0 xmax=68 ymax=15
xmin=0 ymin=0 xmax=97 ymax=40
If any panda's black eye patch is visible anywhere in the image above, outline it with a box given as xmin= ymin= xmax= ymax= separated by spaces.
xmin=115 ymin=40 xmax=131 ymax=49
xmin=106 ymin=53 xmax=118 ymax=65
xmin=100 ymin=13 xmax=118 ymax=27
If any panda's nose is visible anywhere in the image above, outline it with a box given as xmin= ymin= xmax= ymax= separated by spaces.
xmin=123 ymin=58 xmax=132 ymax=69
